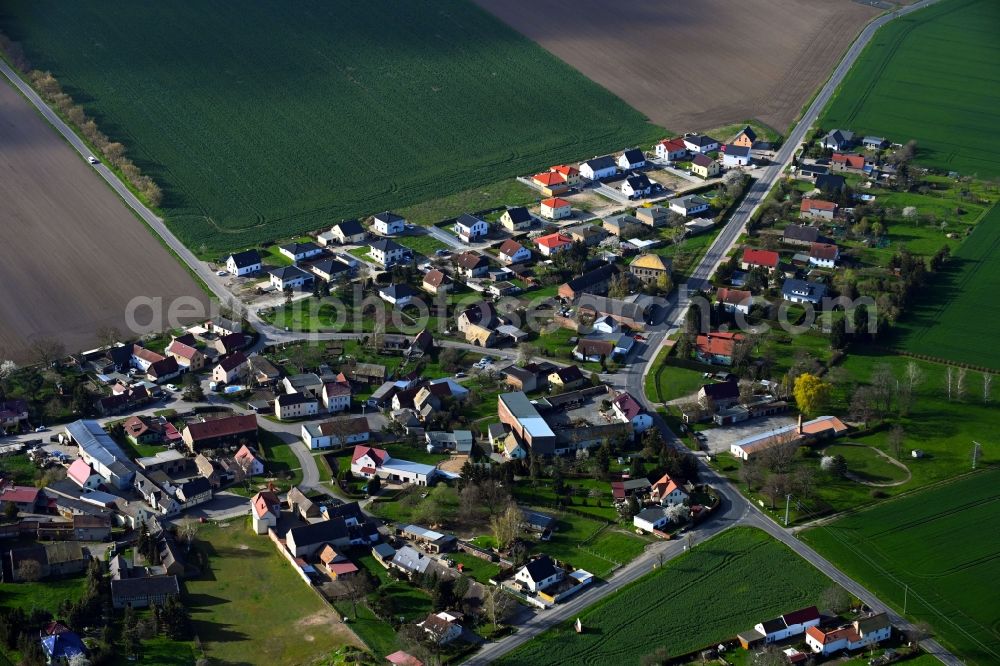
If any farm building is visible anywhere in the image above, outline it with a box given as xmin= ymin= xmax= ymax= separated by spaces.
xmin=729 ymin=415 xmax=848 ymax=460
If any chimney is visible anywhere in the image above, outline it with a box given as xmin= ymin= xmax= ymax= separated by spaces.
xmin=798 ymin=414 xmax=803 ymax=435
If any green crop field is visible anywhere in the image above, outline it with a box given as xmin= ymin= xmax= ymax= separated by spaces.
xmin=890 ymin=205 xmax=1000 ymax=369
xmin=819 ymin=0 xmax=1000 ymax=178
xmin=802 ymin=469 xmax=1000 ymax=665
xmin=497 ymin=528 xmax=834 ymax=665
xmin=0 ymin=1 xmax=663 ymax=255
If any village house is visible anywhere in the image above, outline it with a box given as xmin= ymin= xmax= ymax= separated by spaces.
xmin=573 ymin=338 xmax=614 ymax=363
xmin=504 ymin=362 xmax=557 ymax=393
xmin=669 ymin=194 xmax=710 ymax=217
xmin=695 ymin=331 xmax=744 ymax=366
xmin=783 ymin=223 xmax=821 ymax=245
xmin=800 ymin=198 xmax=838 ymax=220
xmin=418 ymin=611 xmax=464 ymax=645
xmin=455 ymin=213 xmax=488 ymax=243
xmin=540 ymin=197 xmax=572 ymax=220
xmin=558 ymin=262 xmax=619 ymax=300
xmin=691 ymin=153 xmax=720 ymax=179
xmin=498 ymin=239 xmax=531 ymax=265
xmin=225 ymin=249 xmax=262 ymax=276
xmin=322 ymin=381 xmax=351 ymax=413
xmin=782 ymin=278 xmax=827 ymax=305
xmin=369 ymin=238 xmax=408 ymax=267
xmin=284 ymin=519 xmax=352 ymax=559
xmin=379 ymin=284 xmax=417 ymax=308
xmin=809 ymin=242 xmax=840 ymax=268
xmin=390 ymin=545 xmax=435 ymax=578
xmin=566 ymin=224 xmax=606 ymax=247
xmin=699 ymin=380 xmax=740 ymax=410
xmin=204 ymin=315 xmax=242 ymax=337
xmin=233 ymin=444 xmax=265 ymax=477
xmin=351 ymin=445 xmax=437 ymax=486
xmin=654 ymin=137 xmax=688 ymax=162
xmin=269 ymin=265 xmax=312 ymax=291
xmin=454 ymin=251 xmax=490 ymax=278
xmin=797 ymin=162 xmax=830 ymax=180
xmin=831 ymin=152 xmax=866 ymax=173
xmin=741 ymin=248 xmax=779 ymax=271
xmin=579 ymin=155 xmax=617 ymax=180
xmin=319 ymin=545 xmax=359 ymax=580
xmin=548 ymin=365 xmax=586 ymax=392
xmin=732 ymin=126 xmax=757 ymax=148
xmin=301 ymin=416 xmax=371 ymax=450
xmin=821 ymin=129 xmax=854 ymax=151
xmin=212 ymin=351 xmax=249 ymax=385
xmin=327 ymin=219 xmax=366 ymax=245
xmin=457 ymin=302 xmax=498 ymax=334
xmin=279 ymin=241 xmax=324 ymax=263
xmin=629 ymin=253 xmax=671 ymax=286
xmin=373 ymin=211 xmax=406 ymax=235
xmin=815 ymin=173 xmax=847 ymax=194
xmin=650 ymin=472 xmax=688 ymax=506
xmin=182 ymin=414 xmax=258 ymax=453
xmin=213 ymin=332 xmax=247 ymax=357
xmin=111 ymin=575 xmax=179 ymax=609
xmin=612 ymin=391 xmax=652 ymax=432
xmin=282 ymin=373 xmax=323 ymax=398
xmin=805 ymin=614 xmax=892 ymax=656
xmin=500 ymin=206 xmax=533 ymax=231
xmin=575 ymin=293 xmax=652 ymax=329
xmin=165 ymin=337 xmax=205 ymax=371
xmin=755 ymin=606 xmax=821 ymax=644
xmin=621 ymin=173 xmax=653 ymax=198
xmin=425 ymin=430 xmax=473 ymax=454
xmin=497 ymin=391 xmax=556 ymax=453
xmin=683 ymin=134 xmax=719 ymax=154
xmin=550 ymin=164 xmax=581 ymax=185
xmin=422 ymin=268 xmax=451 ymax=295
xmin=716 ymin=287 xmax=752 ymax=315
xmin=0 ymin=398 xmax=29 ymax=432
xmin=618 ymin=148 xmax=646 ymax=171
xmin=722 ymin=145 xmax=751 ymax=167
xmin=531 ymin=171 xmax=570 ymax=196
xmin=66 ymin=458 xmax=101 ymax=490
xmin=275 ymin=392 xmax=319 ymax=420
xmin=635 ymin=205 xmax=669 ymax=228
xmin=66 ymin=419 xmax=136 ymax=490
xmin=515 ymin=555 xmax=564 ymax=593
xmin=634 ymin=506 xmax=672 ymax=532
xmin=611 ymin=477 xmax=651 ymax=503
xmin=535 ymin=232 xmax=574 ymax=257
xmin=602 ymin=213 xmax=640 ymax=236
xmin=863 ymin=136 xmax=888 ymax=151
xmin=308 ymin=258 xmax=351 ymax=283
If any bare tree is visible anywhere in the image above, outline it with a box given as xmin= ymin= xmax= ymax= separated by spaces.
xmin=905 ymin=361 xmax=924 ymax=394
xmin=340 ymin=574 xmax=372 ymax=619
xmin=31 ymin=336 xmax=66 ymax=368
xmin=819 ymin=585 xmax=852 ymax=614
xmin=739 ymin=460 xmax=762 ymax=491
xmin=956 ymin=367 xmax=967 ymax=402
xmin=984 ymin=373 xmax=993 ymax=403
xmin=95 ymin=325 xmax=123 ymax=350
xmin=490 ymin=504 xmax=523 ymax=551
xmin=870 ymin=364 xmax=895 ymax=416
xmin=481 ymin=585 xmax=513 ymax=628
xmin=887 ymin=426 xmax=905 ymax=461
xmin=177 ymin=519 xmax=199 ymax=548
xmin=515 ymin=343 xmax=538 ymax=367
xmin=946 ymin=366 xmax=954 ymax=401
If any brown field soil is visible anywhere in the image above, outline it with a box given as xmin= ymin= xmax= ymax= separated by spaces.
xmin=0 ymin=80 xmax=206 ymax=362
xmin=474 ymin=0 xmax=879 ymax=133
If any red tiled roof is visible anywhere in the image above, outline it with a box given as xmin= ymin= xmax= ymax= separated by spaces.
xmin=352 ymin=445 xmax=389 ymax=466
xmin=832 ymin=153 xmax=865 ymax=169
xmin=651 ymin=473 xmax=682 ymax=499
xmin=696 ymin=331 xmax=744 ymax=357
xmin=536 ymin=233 xmax=573 ymax=249
xmin=132 ymin=345 xmax=165 ymax=364
xmin=252 ymin=491 xmax=280 ymax=519
xmin=499 ymin=239 xmax=525 ymax=257
xmin=551 ymin=164 xmax=579 ymax=177
xmin=0 ymin=485 xmax=40 ymax=504
xmin=541 ymin=197 xmax=571 ymax=209
xmin=328 ymin=561 xmax=359 ymax=576
xmin=386 ymin=651 xmax=425 ymax=666
xmin=324 ymin=382 xmax=351 ymax=398
xmin=799 ymin=198 xmax=837 ymax=212
xmin=717 ymin=288 xmax=751 ymax=306
xmin=423 ymin=269 xmax=448 ymax=287
xmin=166 ymin=339 xmax=200 ymax=360
xmin=810 ymin=242 xmax=839 ymax=260
xmin=533 ymin=171 xmax=567 ymax=186
xmin=658 ymin=138 xmax=687 ymax=152
xmin=67 ymin=458 xmax=94 ymax=486
xmin=613 ymin=392 xmax=644 ymax=420
xmin=185 ymin=414 xmax=258 ymax=442
xmin=742 ymin=248 xmax=779 ymax=268
xmin=783 ymin=606 xmax=820 ymax=626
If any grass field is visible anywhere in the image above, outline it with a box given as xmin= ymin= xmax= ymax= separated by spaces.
xmin=819 ymin=0 xmax=1000 ymax=178
xmin=802 ymin=470 xmax=1000 ymax=665
xmin=0 ymin=1 xmax=662 ymax=255
xmin=497 ymin=527 xmax=834 ymax=665
xmin=186 ymin=521 xmax=358 ymax=664
xmin=889 ymin=205 xmax=1000 ymax=369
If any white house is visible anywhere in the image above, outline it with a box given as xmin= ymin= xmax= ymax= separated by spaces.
xmin=251 ymin=491 xmax=281 ymax=535
xmin=756 ymin=607 xmax=821 ymax=644
xmin=514 ymin=556 xmax=564 ymax=593
xmin=683 ymin=134 xmax=719 ymax=154
xmin=650 ymin=473 xmax=688 ymax=506
xmin=322 ymin=381 xmax=351 ymax=413
xmin=212 ymin=352 xmax=248 ymax=385
xmin=618 ymin=148 xmax=646 ymax=171
xmin=808 ymin=242 xmax=840 ymax=268
xmin=722 ymin=145 xmax=751 ymax=167
xmin=418 ymin=611 xmax=464 ymax=645
xmin=621 ymin=174 xmax=653 ymax=199
xmin=455 ymin=214 xmax=488 ymax=243
xmin=669 ymin=194 xmax=710 ymax=217
xmin=373 ymin=211 xmax=406 ymax=235
xmin=498 ymin=239 xmax=531 ymax=265
xmin=369 ymin=238 xmax=408 ymax=267
xmin=379 ymin=284 xmax=417 ymax=307
xmin=330 ymin=219 xmax=367 ymax=244
xmin=279 ymin=242 xmax=324 ymax=263
xmin=301 ymin=417 xmax=371 ymax=450
xmin=655 ymin=138 xmax=687 ymax=162
xmin=633 ymin=506 xmax=670 ymax=532
xmin=274 ymin=392 xmax=319 ymax=420
xmin=425 ymin=430 xmax=473 ymax=454
xmin=350 ymin=445 xmax=436 ymax=486
xmin=269 ymin=265 xmax=312 ymax=291
xmin=500 ymin=206 xmax=533 ymax=232
xmin=225 ymin=249 xmax=262 ymax=276
xmin=234 ymin=444 xmax=265 ymax=477
xmin=805 ymin=614 xmax=891 ymax=656
xmin=821 ymin=129 xmax=854 ymax=151
xmin=540 ymin=197 xmax=572 ymax=220
xmin=611 ymin=392 xmax=652 ymax=432
xmin=579 ymin=155 xmax=617 ymax=180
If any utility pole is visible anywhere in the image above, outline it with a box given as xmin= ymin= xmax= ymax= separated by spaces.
xmin=904 ymin=584 xmax=908 ymax=615
xmin=784 ymin=494 xmax=792 ymax=526
xmin=972 ymin=441 xmax=981 ymax=469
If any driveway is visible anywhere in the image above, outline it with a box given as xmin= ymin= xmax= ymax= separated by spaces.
xmin=699 ymin=414 xmax=798 ymax=455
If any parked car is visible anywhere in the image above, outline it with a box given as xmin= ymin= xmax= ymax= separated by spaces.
xmin=165 ymin=384 xmax=179 ymax=392
xmin=216 ymin=270 xmax=227 ymax=276
xmin=34 ymin=426 xmax=47 ymax=433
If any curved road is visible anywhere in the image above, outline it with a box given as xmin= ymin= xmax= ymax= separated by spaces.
xmin=1 ymin=1 xmax=957 ymax=662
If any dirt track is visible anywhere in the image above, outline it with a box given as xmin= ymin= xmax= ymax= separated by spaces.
xmin=0 ymin=79 xmax=206 ymax=363
xmin=474 ymin=0 xmax=879 ymax=133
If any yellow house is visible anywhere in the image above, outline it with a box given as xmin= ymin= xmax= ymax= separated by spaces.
xmin=691 ymin=154 xmax=720 ymax=179
xmin=630 ymin=254 xmax=672 ymax=286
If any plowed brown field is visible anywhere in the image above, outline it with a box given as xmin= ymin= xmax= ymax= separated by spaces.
xmin=0 ymin=79 xmax=206 ymax=363
xmin=474 ymin=0 xmax=879 ymax=133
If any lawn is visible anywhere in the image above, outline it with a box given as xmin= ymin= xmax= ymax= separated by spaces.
xmin=513 ymin=477 xmax=619 ymax=522
xmin=644 ymin=348 xmax=707 ymax=403
xmin=823 ymin=442 xmax=909 ymax=485
xmin=397 ymin=179 xmax=538 ymax=228
xmin=818 ymin=0 xmax=1000 ymax=178
xmin=531 ymin=510 xmax=647 ymax=578
xmin=0 ymin=576 xmax=86 ymax=615
xmin=185 ymin=520 xmax=357 ymax=664
xmin=257 ymin=429 xmax=304 ymax=489
xmin=0 ymin=1 xmax=663 ymax=255
xmin=395 ymin=234 xmax=448 ymax=257
xmin=496 ymin=527 xmax=835 ymax=665
xmin=802 ymin=469 xmax=1000 ymax=665
xmin=446 ymin=551 xmax=501 ymax=585
xmin=889 ymin=204 xmax=1000 ymax=369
